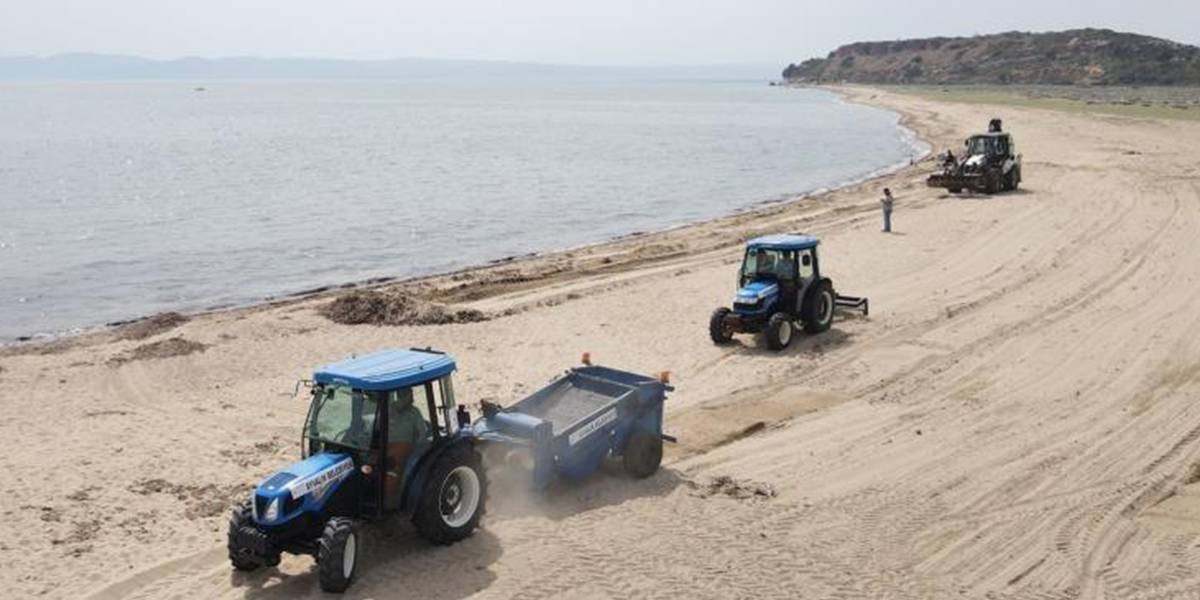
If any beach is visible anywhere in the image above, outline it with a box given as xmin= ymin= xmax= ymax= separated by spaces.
xmin=4 ymin=86 xmax=1200 ymax=598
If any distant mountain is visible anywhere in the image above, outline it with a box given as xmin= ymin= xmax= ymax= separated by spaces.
xmin=782 ymin=29 xmax=1200 ymax=85
xmin=0 ymin=53 xmax=772 ymax=81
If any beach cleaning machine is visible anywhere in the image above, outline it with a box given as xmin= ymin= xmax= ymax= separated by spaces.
xmin=227 ymin=348 xmax=673 ymax=593
xmin=473 ymin=354 xmax=675 ymax=486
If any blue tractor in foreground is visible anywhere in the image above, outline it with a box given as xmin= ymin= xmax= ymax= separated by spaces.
xmin=709 ymin=234 xmax=868 ymax=351
xmin=228 ymin=348 xmax=672 ymax=593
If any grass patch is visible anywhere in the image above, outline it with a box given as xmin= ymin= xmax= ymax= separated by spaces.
xmin=886 ymin=85 xmax=1200 ymax=122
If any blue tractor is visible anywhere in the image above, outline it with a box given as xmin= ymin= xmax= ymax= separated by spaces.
xmin=709 ymin=234 xmax=868 ymax=351
xmin=227 ymin=348 xmax=485 ymax=592
xmin=227 ymin=348 xmax=673 ymax=593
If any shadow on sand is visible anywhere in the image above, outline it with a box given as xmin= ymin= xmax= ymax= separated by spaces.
xmin=485 ymin=463 xmax=687 ymax=521
xmin=725 ymin=326 xmax=856 ymax=359
xmin=228 ymin=467 xmax=686 ymax=597
xmin=943 ymin=186 xmax=1033 ymax=200
xmin=232 ymin=526 xmax=503 ymax=599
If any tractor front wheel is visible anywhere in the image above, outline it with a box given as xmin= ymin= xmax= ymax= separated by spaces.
xmin=709 ymin=307 xmax=734 ymax=344
xmin=986 ymin=171 xmax=1001 ymax=194
xmin=227 ymin=499 xmax=264 ymax=572
xmin=803 ymin=281 xmax=835 ymax=334
xmin=413 ymin=445 xmax=486 ymax=545
xmin=317 ymin=517 xmax=359 ymax=593
xmin=765 ymin=312 xmax=793 ymax=351
xmin=623 ymin=431 xmax=663 ymax=478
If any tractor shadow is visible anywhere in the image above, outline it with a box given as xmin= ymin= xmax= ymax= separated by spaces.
xmin=726 ymin=326 xmax=855 ymax=358
xmin=484 ymin=461 xmax=687 ymax=522
xmin=943 ymin=187 xmax=1033 ymax=200
xmin=231 ymin=527 xmax=502 ymax=599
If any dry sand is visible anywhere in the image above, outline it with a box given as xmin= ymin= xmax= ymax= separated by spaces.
xmin=3 ymin=86 xmax=1200 ymax=599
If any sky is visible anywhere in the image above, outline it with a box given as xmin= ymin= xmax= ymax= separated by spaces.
xmin=2 ymin=0 xmax=1198 ymax=66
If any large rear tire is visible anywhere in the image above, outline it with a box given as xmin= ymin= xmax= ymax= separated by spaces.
xmin=803 ymin=281 xmax=835 ymax=334
xmin=709 ymin=307 xmax=734 ymax=344
xmin=317 ymin=517 xmax=359 ymax=593
xmin=622 ymin=431 xmax=663 ymax=478
xmin=227 ymin=499 xmax=263 ymax=572
xmin=413 ymin=445 xmax=486 ymax=545
xmin=1003 ymin=169 xmax=1016 ymax=191
xmin=765 ymin=312 xmax=793 ymax=351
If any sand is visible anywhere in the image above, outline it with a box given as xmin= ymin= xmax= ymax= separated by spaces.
xmin=3 ymin=86 xmax=1200 ymax=599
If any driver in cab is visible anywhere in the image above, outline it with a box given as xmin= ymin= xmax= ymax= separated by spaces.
xmin=385 ymin=387 xmax=430 ymax=502
xmin=751 ymin=250 xmax=792 ymax=280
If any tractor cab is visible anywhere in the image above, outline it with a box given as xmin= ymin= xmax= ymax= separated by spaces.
xmin=302 ymin=348 xmax=467 ymax=517
xmin=711 ymin=234 xmax=867 ymax=351
xmin=964 ymin=132 xmax=1014 ymax=163
xmin=734 ymin=234 xmax=821 ymax=318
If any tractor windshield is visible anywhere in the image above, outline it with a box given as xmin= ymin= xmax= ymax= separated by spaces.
xmin=307 ymin=384 xmax=378 ymax=450
xmin=741 ymin=248 xmax=794 ymax=283
xmin=967 ymin=136 xmax=1003 ymax=156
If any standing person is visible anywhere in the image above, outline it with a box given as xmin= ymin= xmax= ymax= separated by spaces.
xmin=881 ymin=188 xmax=895 ymax=233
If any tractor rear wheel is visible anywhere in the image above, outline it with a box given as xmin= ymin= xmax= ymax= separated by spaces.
xmin=413 ymin=445 xmax=486 ymax=545
xmin=803 ymin=281 xmax=835 ymax=334
xmin=765 ymin=312 xmax=793 ymax=351
xmin=623 ymin=431 xmax=663 ymax=478
xmin=709 ymin=307 xmax=734 ymax=344
xmin=227 ymin=499 xmax=266 ymax=572
xmin=317 ymin=517 xmax=359 ymax=593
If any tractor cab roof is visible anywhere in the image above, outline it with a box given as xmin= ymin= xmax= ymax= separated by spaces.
xmin=746 ymin=234 xmax=819 ymax=251
xmin=313 ymin=348 xmax=456 ymax=391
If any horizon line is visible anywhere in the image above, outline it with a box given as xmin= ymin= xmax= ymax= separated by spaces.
xmin=0 ymin=52 xmax=782 ymax=70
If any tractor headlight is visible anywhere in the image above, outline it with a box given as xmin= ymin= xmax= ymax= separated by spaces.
xmin=264 ymin=497 xmax=280 ymax=522
xmin=734 ymin=296 xmax=761 ymax=310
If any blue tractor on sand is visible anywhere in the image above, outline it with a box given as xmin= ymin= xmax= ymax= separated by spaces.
xmin=228 ymin=348 xmax=672 ymax=593
xmin=709 ymin=234 xmax=868 ymax=351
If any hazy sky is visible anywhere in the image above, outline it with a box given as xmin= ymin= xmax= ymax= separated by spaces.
xmin=3 ymin=0 xmax=1198 ymax=65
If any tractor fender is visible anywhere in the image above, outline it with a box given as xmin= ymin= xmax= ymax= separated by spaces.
xmin=401 ymin=436 xmax=477 ymax=513
xmin=800 ymin=277 xmax=833 ymax=314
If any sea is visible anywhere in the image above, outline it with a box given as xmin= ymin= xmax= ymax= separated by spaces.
xmin=0 ymin=77 xmax=924 ymax=342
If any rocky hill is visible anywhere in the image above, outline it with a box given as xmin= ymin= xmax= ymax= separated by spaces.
xmin=783 ymin=29 xmax=1200 ymax=85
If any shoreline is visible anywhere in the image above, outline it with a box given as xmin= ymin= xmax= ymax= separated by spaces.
xmin=3 ymin=86 xmax=931 ymax=350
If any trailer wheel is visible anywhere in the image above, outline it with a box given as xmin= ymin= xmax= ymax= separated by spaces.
xmin=227 ymin=499 xmax=262 ymax=572
xmin=413 ymin=445 xmax=486 ymax=545
xmin=765 ymin=312 xmax=793 ymax=351
xmin=803 ymin=281 xmax=835 ymax=334
xmin=623 ymin=431 xmax=663 ymax=478
xmin=317 ymin=517 xmax=359 ymax=593
xmin=709 ymin=307 xmax=734 ymax=344
xmin=948 ymin=187 xmax=962 ymax=193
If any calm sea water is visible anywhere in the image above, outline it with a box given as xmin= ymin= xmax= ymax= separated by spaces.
xmin=0 ymin=79 xmax=922 ymax=342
